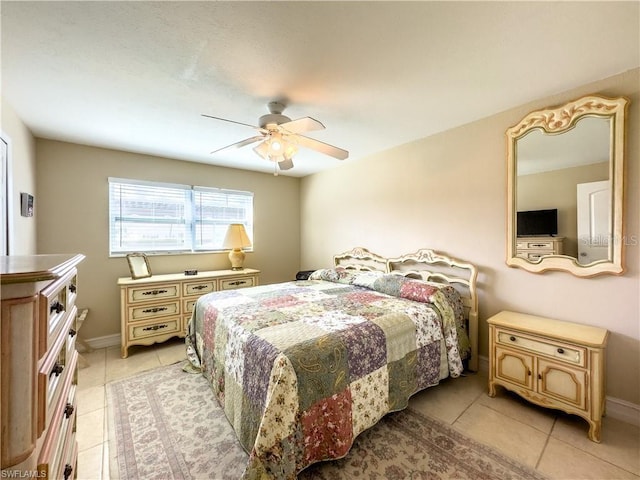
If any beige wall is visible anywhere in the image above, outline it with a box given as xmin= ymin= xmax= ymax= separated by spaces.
xmin=518 ymin=162 xmax=609 ymax=257
xmin=300 ymin=68 xmax=640 ymax=405
xmin=1 ymin=97 xmax=37 ymax=254
xmin=35 ymin=140 xmax=301 ymax=340
xmin=11 ymin=68 xmax=640 ymax=406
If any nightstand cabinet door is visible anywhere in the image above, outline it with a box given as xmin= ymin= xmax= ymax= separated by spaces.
xmin=538 ymin=358 xmax=586 ymax=410
xmin=494 ymin=346 xmax=533 ymax=390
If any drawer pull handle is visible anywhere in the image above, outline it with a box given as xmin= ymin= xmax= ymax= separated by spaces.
xmin=557 ymin=348 xmax=565 ymax=354
xmin=69 ymin=283 xmax=77 ymax=294
xmin=63 ymin=464 xmax=73 ymax=480
xmin=64 ymin=403 xmax=74 ymax=419
xmin=229 ymin=280 xmax=247 ymax=286
xmin=52 ymin=363 xmax=64 ymax=377
xmin=192 ymin=285 xmax=208 ymax=290
xmin=51 ymin=301 xmax=65 ymax=314
xmin=142 ymin=307 xmax=168 ymax=314
xmin=143 ymin=289 xmax=168 ymax=296
xmin=142 ymin=324 xmax=168 ymax=332
xmin=509 ymin=336 xmax=516 ymax=342
xmin=69 ymin=328 xmax=77 ymax=337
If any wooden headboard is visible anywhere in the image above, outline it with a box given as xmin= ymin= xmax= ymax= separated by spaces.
xmin=333 ymin=247 xmax=388 ymax=272
xmin=387 ymin=249 xmax=478 ymax=371
xmin=333 ymin=247 xmax=479 ymax=372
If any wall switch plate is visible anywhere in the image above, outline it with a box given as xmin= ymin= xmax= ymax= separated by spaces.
xmin=20 ymin=193 xmax=34 ymax=217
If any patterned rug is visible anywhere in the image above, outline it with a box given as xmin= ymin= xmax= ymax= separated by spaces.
xmin=107 ymin=362 xmax=547 ymax=480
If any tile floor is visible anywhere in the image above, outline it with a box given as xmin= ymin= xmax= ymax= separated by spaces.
xmin=76 ymin=338 xmax=640 ymax=480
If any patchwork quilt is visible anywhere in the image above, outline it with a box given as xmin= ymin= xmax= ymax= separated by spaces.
xmin=186 ymin=268 xmax=469 ymax=479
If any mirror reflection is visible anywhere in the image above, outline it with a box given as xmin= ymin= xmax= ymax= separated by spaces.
xmin=516 ymin=117 xmax=611 ymax=264
xmin=506 ymin=95 xmax=628 ymax=277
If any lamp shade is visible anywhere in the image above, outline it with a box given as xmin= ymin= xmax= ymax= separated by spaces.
xmin=222 ymin=224 xmax=252 ymax=249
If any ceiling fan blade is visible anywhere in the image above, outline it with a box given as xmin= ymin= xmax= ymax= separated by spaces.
xmin=295 ymin=135 xmax=349 ymax=160
xmin=211 ymin=135 xmax=264 ymax=155
xmin=278 ymin=159 xmax=294 ymax=170
xmin=253 ymin=141 xmax=269 ymax=160
xmin=279 ymin=117 xmax=325 ymax=134
xmin=202 ymin=114 xmax=258 ymax=130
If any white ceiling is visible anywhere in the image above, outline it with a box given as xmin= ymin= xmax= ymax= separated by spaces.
xmin=1 ymin=1 xmax=638 ymax=177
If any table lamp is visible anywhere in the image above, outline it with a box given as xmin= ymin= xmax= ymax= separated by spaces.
xmin=222 ymin=224 xmax=252 ymax=270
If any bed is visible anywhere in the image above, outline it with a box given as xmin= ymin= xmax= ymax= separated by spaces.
xmin=186 ymin=247 xmax=478 ymax=479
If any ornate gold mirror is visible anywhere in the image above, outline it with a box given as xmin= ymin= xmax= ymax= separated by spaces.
xmin=506 ymin=95 xmax=628 ymax=277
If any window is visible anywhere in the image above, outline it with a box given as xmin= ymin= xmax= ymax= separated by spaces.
xmin=109 ymin=178 xmax=253 ymax=255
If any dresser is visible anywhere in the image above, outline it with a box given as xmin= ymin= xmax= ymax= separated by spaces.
xmin=515 ymin=236 xmax=564 ymax=261
xmin=1 ymin=254 xmax=84 ymax=478
xmin=488 ymin=310 xmax=608 ymax=442
xmin=118 ymin=268 xmax=260 ymax=358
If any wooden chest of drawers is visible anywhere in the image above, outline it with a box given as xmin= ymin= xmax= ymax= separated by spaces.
xmin=1 ymin=254 xmax=84 ymax=478
xmin=488 ymin=310 xmax=608 ymax=442
xmin=515 ymin=236 xmax=564 ymax=261
xmin=118 ymin=269 xmax=260 ymax=358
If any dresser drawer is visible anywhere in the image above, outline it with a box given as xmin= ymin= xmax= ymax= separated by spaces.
xmin=519 ymin=240 xmax=554 ymax=250
xmin=183 ymin=280 xmax=216 ymax=296
xmin=37 ymin=308 xmax=77 ymax=437
xmin=39 ymin=269 xmax=78 ymax=358
xmin=496 ymin=328 xmax=585 ymax=367
xmin=183 ymin=298 xmax=198 ymax=314
xmin=128 ymin=318 xmax=182 ymax=341
xmin=127 ymin=283 xmax=180 ymax=303
xmin=220 ymin=276 xmax=256 ymax=290
xmin=38 ymin=354 xmax=77 ymax=479
xmin=128 ymin=300 xmax=180 ymax=322
xmin=515 ymin=252 xmax=548 ymax=261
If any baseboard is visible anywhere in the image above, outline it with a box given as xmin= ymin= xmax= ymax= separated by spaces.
xmin=606 ymin=396 xmax=640 ymax=427
xmin=82 ymin=333 xmax=120 ymax=350
xmin=477 ymin=354 xmax=489 ymax=375
xmin=477 ymin=355 xmax=639 ymax=426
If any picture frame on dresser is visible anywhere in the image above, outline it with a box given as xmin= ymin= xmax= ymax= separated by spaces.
xmin=126 ymin=252 xmax=152 ymax=279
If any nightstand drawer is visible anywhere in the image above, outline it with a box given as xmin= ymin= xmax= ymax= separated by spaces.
xmin=127 ymin=283 xmax=180 ymax=303
xmin=220 ymin=276 xmax=256 ymax=290
xmin=496 ymin=329 xmax=584 ymax=367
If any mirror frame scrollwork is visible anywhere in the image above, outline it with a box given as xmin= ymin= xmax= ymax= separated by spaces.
xmin=506 ymin=95 xmax=629 ymax=277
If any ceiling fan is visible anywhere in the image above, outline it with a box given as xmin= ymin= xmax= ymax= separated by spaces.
xmin=202 ymin=101 xmax=348 ymax=172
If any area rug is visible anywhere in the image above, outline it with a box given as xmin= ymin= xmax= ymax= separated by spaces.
xmin=107 ymin=362 xmax=548 ymax=480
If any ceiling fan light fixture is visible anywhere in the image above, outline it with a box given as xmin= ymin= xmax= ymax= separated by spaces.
xmin=205 ymin=101 xmax=349 ymax=172
xmin=267 ymin=133 xmax=284 ymax=154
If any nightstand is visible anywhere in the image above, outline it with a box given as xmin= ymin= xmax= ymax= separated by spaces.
xmin=118 ymin=268 xmax=260 ymax=358
xmin=487 ymin=310 xmax=608 ymax=442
